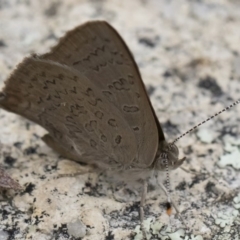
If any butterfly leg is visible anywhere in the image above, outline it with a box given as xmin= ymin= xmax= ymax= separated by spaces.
xmin=140 ymin=180 xmax=148 ymax=240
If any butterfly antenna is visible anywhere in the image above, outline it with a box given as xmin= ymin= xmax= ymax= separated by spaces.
xmin=164 ymin=161 xmax=174 ymax=217
xmin=172 ymin=99 xmax=240 ymax=144
xmin=160 ymin=159 xmax=189 ymax=229
xmin=164 ymin=159 xmax=171 ymax=203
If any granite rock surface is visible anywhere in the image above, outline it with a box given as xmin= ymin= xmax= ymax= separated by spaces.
xmin=0 ymin=1 xmax=240 ymax=239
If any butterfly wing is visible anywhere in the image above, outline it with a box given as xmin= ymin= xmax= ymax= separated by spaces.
xmin=0 ymin=58 xmax=138 ymax=169
xmin=42 ymin=21 xmax=164 ymax=167
xmin=0 ymin=21 xmax=164 ymax=168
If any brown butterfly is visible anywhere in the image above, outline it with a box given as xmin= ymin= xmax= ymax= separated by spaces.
xmin=0 ymin=21 xmax=239 ymax=238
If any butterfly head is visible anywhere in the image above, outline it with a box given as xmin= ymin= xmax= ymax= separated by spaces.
xmin=153 ymin=141 xmax=186 ymax=171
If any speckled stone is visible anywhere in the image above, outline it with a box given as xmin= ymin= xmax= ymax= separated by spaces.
xmin=0 ymin=1 xmax=240 ymax=239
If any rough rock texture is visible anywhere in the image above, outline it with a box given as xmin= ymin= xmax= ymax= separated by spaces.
xmin=0 ymin=1 xmax=240 ymax=239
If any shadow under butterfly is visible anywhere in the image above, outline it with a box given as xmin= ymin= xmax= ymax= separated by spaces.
xmin=0 ymin=21 xmax=239 ymax=239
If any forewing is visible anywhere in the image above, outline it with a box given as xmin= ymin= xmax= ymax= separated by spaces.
xmin=42 ymin=21 xmax=162 ymax=167
xmin=0 ymin=58 xmax=137 ymax=169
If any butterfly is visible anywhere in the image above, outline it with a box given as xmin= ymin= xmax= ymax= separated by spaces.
xmin=0 ymin=21 xmax=185 ymax=173
xmin=0 ymin=21 xmax=239 ymax=239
